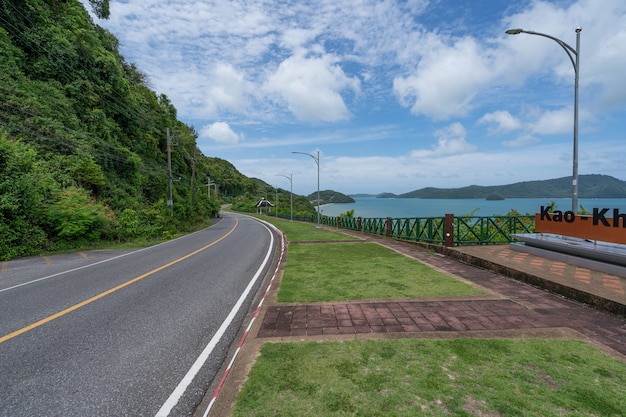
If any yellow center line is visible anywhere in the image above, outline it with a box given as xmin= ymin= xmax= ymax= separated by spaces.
xmin=0 ymin=218 xmax=238 ymax=345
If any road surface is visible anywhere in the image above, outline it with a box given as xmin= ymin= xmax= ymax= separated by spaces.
xmin=0 ymin=213 xmax=278 ymax=416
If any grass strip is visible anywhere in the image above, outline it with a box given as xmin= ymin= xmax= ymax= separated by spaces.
xmin=278 ymin=242 xmax=482 ymax=302
xmin=250 ymin=215 xmax=361 ymax=241
xmin=233 ymin=338 xmax=626 ymax=417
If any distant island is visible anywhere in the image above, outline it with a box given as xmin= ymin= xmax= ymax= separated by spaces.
xmin=350 ymin=175 xmax=626 ymax=199
xmin=485 ymin=194 xmax=505 ymax=201
xmin=307 ymin=190 xmax=355 ymax=205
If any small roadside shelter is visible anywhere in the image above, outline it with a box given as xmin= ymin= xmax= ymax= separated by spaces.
xmin=255 ymin=197 xmax=274 ymax=214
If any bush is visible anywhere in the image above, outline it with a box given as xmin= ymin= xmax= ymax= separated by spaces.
xmin=46 ymin=186 xmax=116 ymax=242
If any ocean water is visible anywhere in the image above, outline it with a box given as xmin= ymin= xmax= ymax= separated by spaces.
xmin=319 ymin=197 xmax=626 ymax=218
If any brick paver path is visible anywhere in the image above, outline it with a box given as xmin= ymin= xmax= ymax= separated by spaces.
xmin=258 ymin=235 xmax=626 ymax=357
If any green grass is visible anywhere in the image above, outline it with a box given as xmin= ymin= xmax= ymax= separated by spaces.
xmin=278 ymin=242 xmax=482 ymax=302
xmin=249 ymin=216 xmax=481 ymax=302
xmin=252 ymin=215 xmax=361 ymax=241
xmin=233 ymin=338 xmax=626 ymax=417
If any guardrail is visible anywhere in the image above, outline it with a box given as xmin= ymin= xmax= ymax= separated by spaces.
xmin=283 ymin=213 xmax=536 ymax=246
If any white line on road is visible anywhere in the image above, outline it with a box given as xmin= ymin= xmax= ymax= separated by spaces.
xmin=155 ymin=220 xmax=275 ymax=417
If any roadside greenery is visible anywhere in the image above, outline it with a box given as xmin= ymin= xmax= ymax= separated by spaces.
xmin=234 ymin=338 xmax=626 ymax=417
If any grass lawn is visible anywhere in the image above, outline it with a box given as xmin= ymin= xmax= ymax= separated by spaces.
xmin=253 ymin=215 xmax=361 ymax=242
xmin=233 ymin=338 xmax=626 ymax=417
xmin=278 ymin=242 xmax=482 ymax=302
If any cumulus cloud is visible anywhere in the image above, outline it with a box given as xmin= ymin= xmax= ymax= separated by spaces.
xmin=207 ymin=63 xmax=249 ymax=112
xmin=529 ymin=107 xmax=573 ymax=135
xmin=200 ymin=122 xmax=242 ymax=144
xmin=410 ymin=122 xmax=477 ymax=158
xmin=264 ymin=52 xmax=360 ymax=122
xmin=478 ymin=111 xmax=522 ymax=134
xmin=393 ymin=36 xmax=495 ymax=120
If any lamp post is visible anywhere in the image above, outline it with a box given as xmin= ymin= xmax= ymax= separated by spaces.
xmin=292 ymin=150 xmax=320 ymax=227
xmin=276 ymin=174 xmax=293 ymax=221
xmin=506 ymin=27 xmax=581 ymax=214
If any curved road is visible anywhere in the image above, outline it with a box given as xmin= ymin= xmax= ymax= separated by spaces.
xmin=0 ymin=213 xmax=278 ymax=416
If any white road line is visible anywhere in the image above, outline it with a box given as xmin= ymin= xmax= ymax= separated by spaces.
xmin=0 ymin=248 xmax=148 ymax=294
xmin=0 ymin=218 xmax=224 ymax=294
xmin=155 ymin=221 xmax=275 ymax=417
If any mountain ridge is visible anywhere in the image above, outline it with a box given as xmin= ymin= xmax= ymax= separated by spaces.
xmin=354 ymin=175 xmax=626 ymax=199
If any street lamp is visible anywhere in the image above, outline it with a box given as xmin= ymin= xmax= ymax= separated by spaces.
xmin=292 ymin=150 xmax=320 ymax=227
xmin=276 ymin=174 xmax=293 ymax=221
xmin=506 ymin=27 xmax=581 ymax=214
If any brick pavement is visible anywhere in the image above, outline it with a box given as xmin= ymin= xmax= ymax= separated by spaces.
xmin=258 ymin=233 xmax=626 ymax=357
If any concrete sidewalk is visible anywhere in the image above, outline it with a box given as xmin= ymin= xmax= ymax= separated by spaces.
xmin=203 ymin=231 xmax=626 ymax=417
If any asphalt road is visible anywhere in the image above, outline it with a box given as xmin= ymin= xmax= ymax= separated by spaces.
xmin=0 ymin=212 xmax=278 ymax=416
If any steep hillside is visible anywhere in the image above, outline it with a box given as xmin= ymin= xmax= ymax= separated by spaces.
xmin=0 ymin=0 xmax=258 ymax=259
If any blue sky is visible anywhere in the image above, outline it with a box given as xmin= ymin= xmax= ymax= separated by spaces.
xmin=87 ymin=0 xmax=626 ymax=195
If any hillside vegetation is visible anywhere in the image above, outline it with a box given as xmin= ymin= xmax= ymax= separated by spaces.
xmin=0 ymin=0 xmax=267 ymax=260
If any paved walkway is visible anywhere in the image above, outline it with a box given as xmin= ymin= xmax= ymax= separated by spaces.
xmin=204 ymin=231 xmax=626 ymax=417
xmin=258 ymin=233 xmax=626 ymax=355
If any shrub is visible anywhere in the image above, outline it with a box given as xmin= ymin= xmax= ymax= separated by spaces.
xmin=46 ymin=186 xmax=116 ymax=242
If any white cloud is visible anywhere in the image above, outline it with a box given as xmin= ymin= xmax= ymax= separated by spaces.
xmin=264 ymin=51 xmax=360 ymax=122
xmin=501 ymin=0 xmax=626 ymax=110
xmin=529 ymin=107 xmax=573 ymax=135
xmin=478 ymin=111 xmax=522 ymax=134
xmin=393 ymin=36 xmax=495 ymax=120
xmin=206 ymin=63 xmax=249 ymax=112
xmin=200 ymin=122 xmax=242 ymax=144
xmin=232 ymin=140 xmax=618 ymax=195
xmin=410 ymin=123 xmax=477 ymax=158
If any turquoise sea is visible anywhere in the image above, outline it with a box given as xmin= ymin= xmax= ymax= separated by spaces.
xmin=319 ymin=197 xmax=626 ymax=218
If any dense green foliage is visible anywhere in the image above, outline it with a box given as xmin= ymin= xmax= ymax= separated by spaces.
xmin=397 ymin=174 xmax=626 ymax=199
xmin=0 ymin=0 xmax=260 ymax=259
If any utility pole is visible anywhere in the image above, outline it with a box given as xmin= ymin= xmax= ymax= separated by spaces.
xmin=190 ymin=147 xmax=197 ymax=209
xmin=204 ymin=177 xmax=216 ymax=198
xmin=166 ymin=128 xmax=173 ymax=213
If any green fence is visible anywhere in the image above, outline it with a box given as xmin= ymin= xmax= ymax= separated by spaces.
xmin=284 ymin=213 xmax=535 ymax=246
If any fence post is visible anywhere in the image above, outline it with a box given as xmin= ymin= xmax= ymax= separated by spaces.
xmin=386 ymin=217 xmax=392 ymax=236
xmin=444 ymin=213 xmax=454 ymax=247
xmin=337 ymin=216 xmax=341 ymax=228
xmin=357 ymin=217 xmax=362 ymax=231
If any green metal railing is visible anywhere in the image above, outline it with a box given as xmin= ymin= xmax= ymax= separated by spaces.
xmin=282 ymin=212 xmax=535 ymax=246
xmin=454 ymin=215 xmax=535 ymax=245
xmin=389 ymin=217 xmax=446 ymax=243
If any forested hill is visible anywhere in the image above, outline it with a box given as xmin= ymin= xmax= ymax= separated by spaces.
xmin=397 ymin=175 xmax=626 ymax=199
xmin=0 ymin=0 xmax=260 ymax=260
xmin=306 ymin=190 xmax=355 ymax=205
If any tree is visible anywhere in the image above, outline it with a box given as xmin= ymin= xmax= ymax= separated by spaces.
xmin=88 ymin=0 xmax=110 ymax=19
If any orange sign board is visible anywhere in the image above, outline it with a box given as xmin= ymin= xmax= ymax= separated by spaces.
xmin=535 ymin=207 xmax=626 ymax=245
